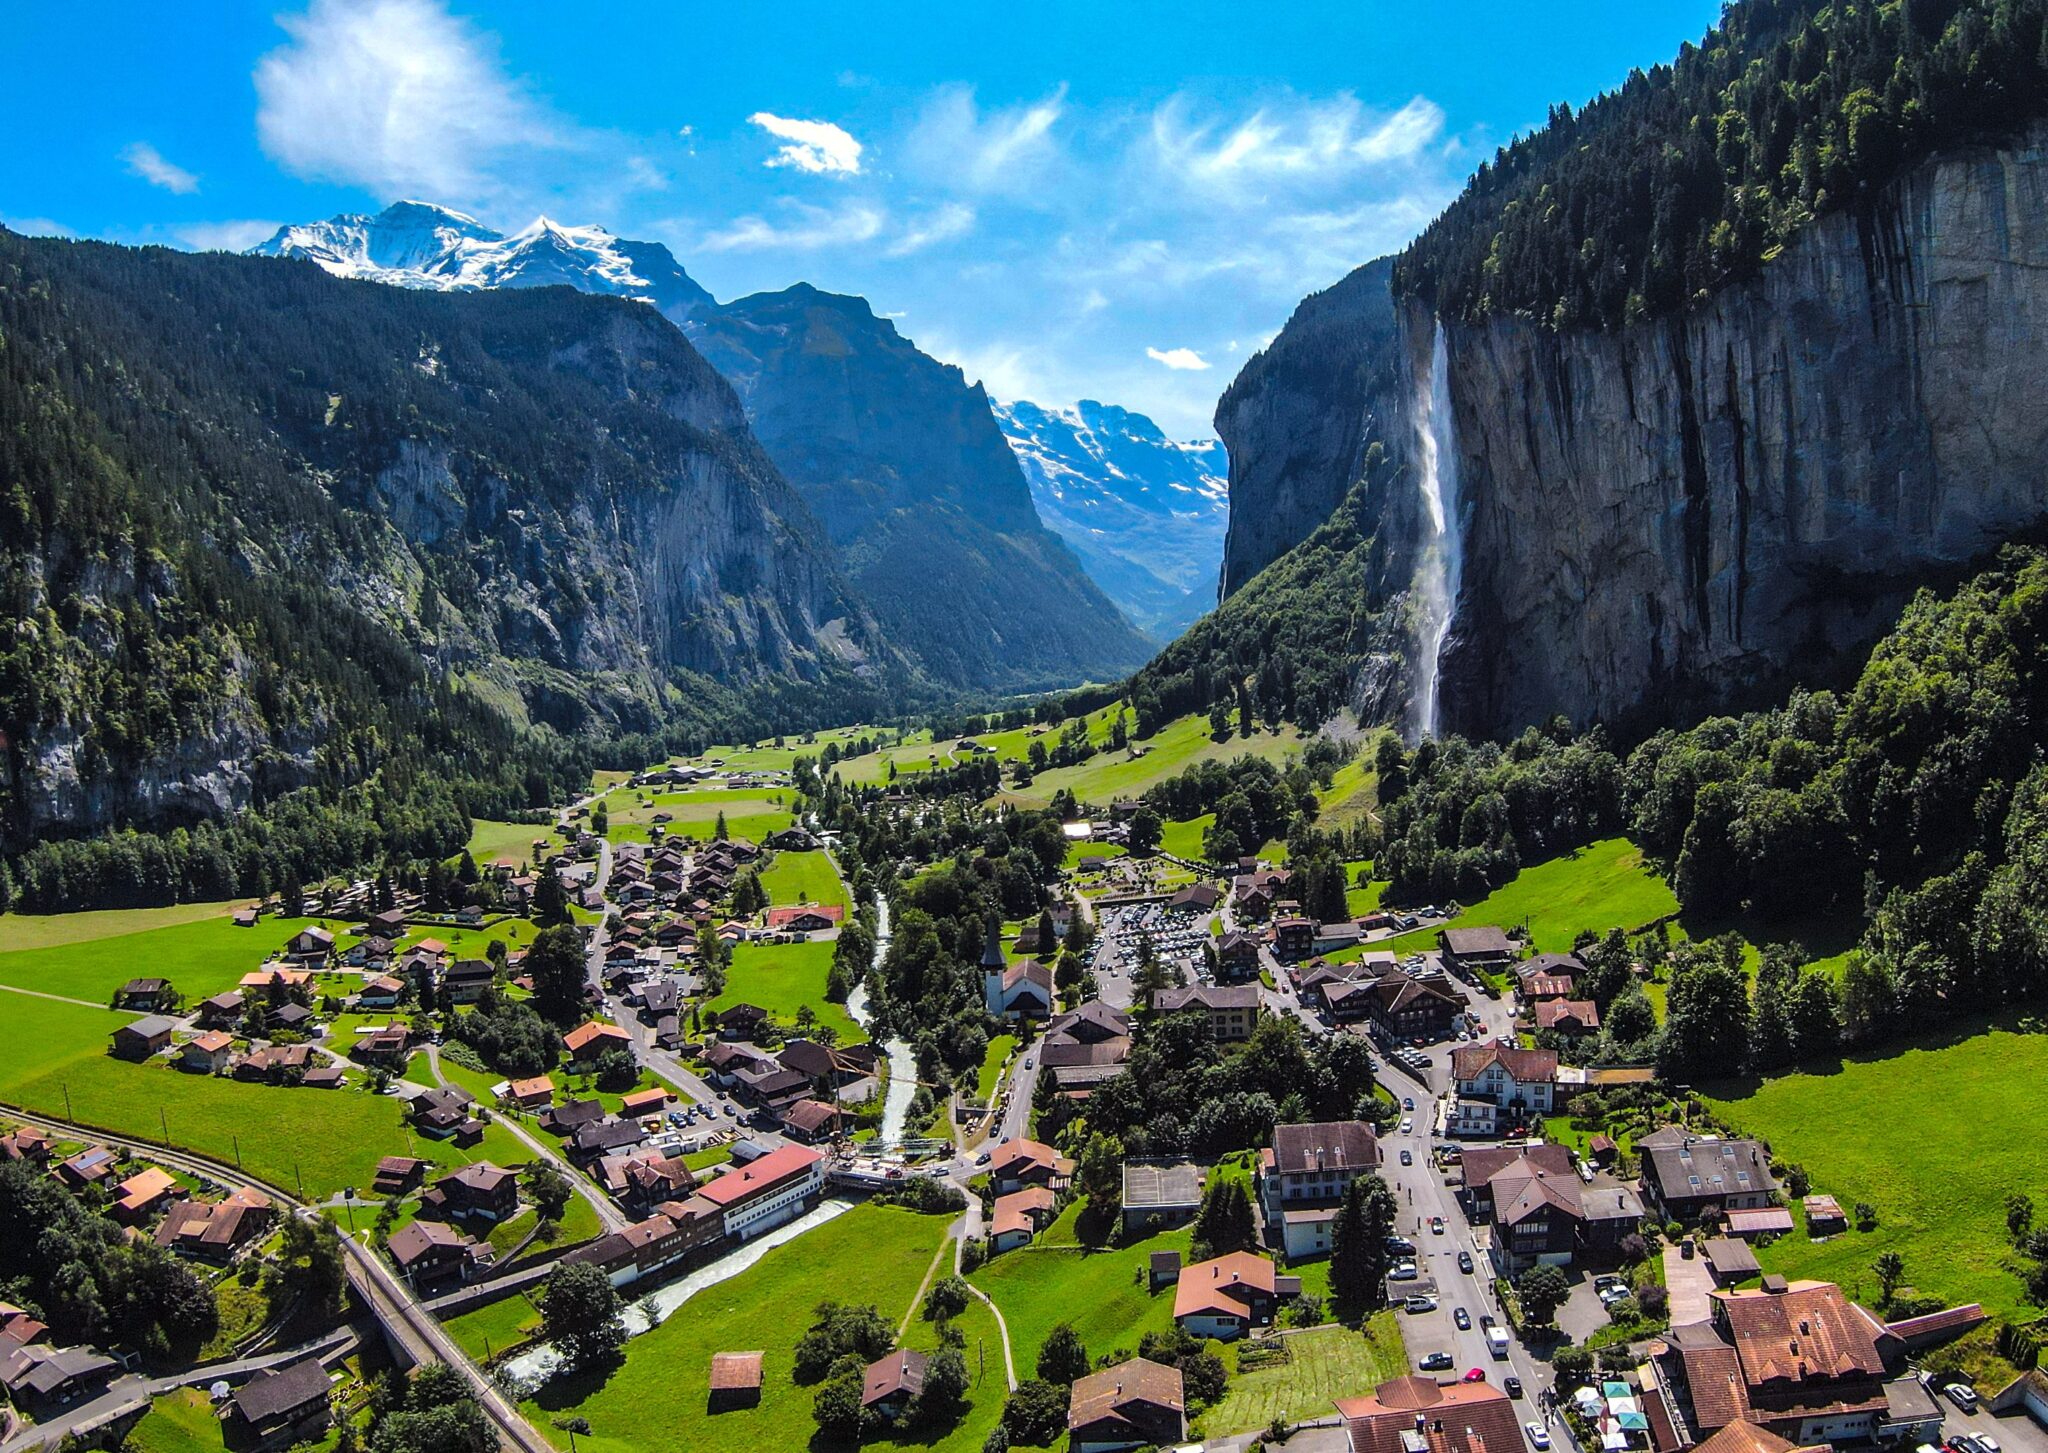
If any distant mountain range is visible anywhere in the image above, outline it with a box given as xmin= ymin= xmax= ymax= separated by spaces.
xmin=255 ymin=202 xmax=1222 ymax=646
xmin=994 ymin=399 xmax=1228 ymax=638
xmin=255 ymin=202 xmax=1152 ymax=691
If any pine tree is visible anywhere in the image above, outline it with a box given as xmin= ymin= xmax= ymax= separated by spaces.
xmin=1330 ymin=1174 xmax=1395 ymax=1315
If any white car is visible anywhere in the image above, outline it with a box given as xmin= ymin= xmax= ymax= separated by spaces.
xmin=1389 ymin=1260 xmax=1420 ymax=1281
xmin=1526 ymin=1424 xmax=1551 ymax=1451
xmin=1399 ymin=1118 xmax=1414 ymax=1133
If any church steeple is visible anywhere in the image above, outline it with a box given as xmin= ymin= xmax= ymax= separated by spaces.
xmin=980 ymin=917 xmax=1006 ymax=971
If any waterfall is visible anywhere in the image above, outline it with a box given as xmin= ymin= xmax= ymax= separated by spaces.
xmin=1410 ymin=319 xmax=1463 ymax=740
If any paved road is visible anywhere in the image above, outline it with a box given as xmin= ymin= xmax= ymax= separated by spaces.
xmin=423 ymin=1044 xmax=625 ymax=1234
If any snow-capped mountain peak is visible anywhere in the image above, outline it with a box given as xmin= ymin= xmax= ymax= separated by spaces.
xmin=993 ymin=397 xmax=1229 ymax=638
xmin=252 ymin=201 xmax=712 ymax=319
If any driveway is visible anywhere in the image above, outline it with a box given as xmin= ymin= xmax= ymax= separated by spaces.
xmin=1663 ymin=1243 xmax=1714 ymax=1326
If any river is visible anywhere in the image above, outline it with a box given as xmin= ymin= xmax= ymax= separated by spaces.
xmin=496 ymin=1196 xmax=858 ymax=1391
xmin=844 ymin=894 xmax=918 ymax=1147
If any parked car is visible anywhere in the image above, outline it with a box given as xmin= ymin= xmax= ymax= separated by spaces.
xmin=1458 ymin=1251 xmax=1474 ymax=1274
xmin=1419 ymin=1352 xmax=1455 ymax=1371
xmin=1390 ymin=1261 xmax=1420 ymax=1281
xmin=1504 ymin=1376 xmax=1524 ymax=1399
xmin=1944 ymin=1383 xmax=1979 ymax=1413
xmin=1455 ymin=1307 xmax=1472 ymax=1330
xmin=1526 ymin=1422 xmax=1552 ymax=1450
xmin=1406 ymin=1295 xmax=1439 ymax=1313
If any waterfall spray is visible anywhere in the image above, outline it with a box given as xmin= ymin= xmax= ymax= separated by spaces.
xmin=1409 ymin=319 xmax=1463 ymax=740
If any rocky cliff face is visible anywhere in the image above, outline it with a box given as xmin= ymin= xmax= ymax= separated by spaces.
xmin=688 ymin=286 xmax=1153 ymax=690
xmin=1438 ymin=125 xmax=2048 ymax=736
xmin=1212 ymin=127 xmax=2048 ymax=738
xmin=1215 ymin=256 xmax=1406 ymax=597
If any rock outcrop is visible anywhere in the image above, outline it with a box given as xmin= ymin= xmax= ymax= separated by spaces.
xmin=1212 ymin=127 xmax=2048 ymax=738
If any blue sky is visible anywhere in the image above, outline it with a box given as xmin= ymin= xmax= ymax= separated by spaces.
xmin=3 ymin=0 xmax=1722 ymax=435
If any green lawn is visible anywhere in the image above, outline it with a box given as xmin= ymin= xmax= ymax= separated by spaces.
xmin=757 ymin=850 xmax=849 ymax=912
xmin=894 ymin=1289 xmax=1009 ymax=1453
xmin=1388 ymin=837 xmax=1679 ymax=956
xmin=970 ymin=1226 xmax=1193 ymax=1369
xmin=0 ymin=900 xmax=251 ymax=951
xmin=0 ymin=1008 xmax=534 ymax=1201
xmin=1004 ymin=713 xmax=1305 ymax=810
xmin=1317 ymin=750 xmax=1384 ymax=833
xmin=443 ymin=1288 xmax=546 ymax=1362
xmin=518 ymin=1205 xmax=951 ymax=1453
xmin=831 ymin=731 xmax=940 ymax=788
xmin=128 ymin=1387 xmax=228 ymax=1453
xmin=0 ymin=913 xmax=337 ymax=1004
xmin=1198 ymin=1315 xmax=1408 ymax=1437
xmin=705 ymin=941 xmax=863 ymax=1044
xmin=1701 ymin=1022 xmax=2048 ymax=1319
xmin=465 ymin=819 xmax=562 ymax=867
xmin=975 ymin=1036 xmax=1017 ymax=1102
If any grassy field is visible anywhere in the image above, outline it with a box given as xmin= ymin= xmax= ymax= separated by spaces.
xmin=128 ymin=1387 xmax=229 ymax=1453
xmin=519 ymin=1205 xmax=951 ymax=1453
xmin=894 ymin=1288 xmax=1009 ymax=1453
xmin=0 ymin=912 xmax=336 ymax=1004
xmin=597 ymin=785 xmax=796 ymax=847
xmin=443 ymin=1287 xmax=545 ymax=1362
xmin=975 ymin=1035 xmax=1017 ymax=1103
xmin=1004 ymin=714 xmax=1305 ymax=810
xmin=1317 ymin=750 xmax=1384 ymax=833
xmin=1387 ymin=838 xmax=1679 ymax=956
xmin=0 ymin=1002 xmax=531 ymax=1200
xmin=465 ymin=819 xmax=562 ymax=866
xmin=970 ymin=1225 xmax=1193 ymax=1369
xmin=1702 ymin=1022 xmax=2048 ymax=1319
xmin=705 ymin=941 xmax=863 ymax=1044
xmin=1197 ymin=1315 xmax=1408 ymax=1437
xmin=757 ymin=850 xmax=849 ymax=912
xmin=0 ymin=900 xmax=251 ymax=951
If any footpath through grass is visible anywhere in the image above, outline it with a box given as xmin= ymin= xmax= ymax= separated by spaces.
xmin=1702 ymin=1022 xmax=2048 ymax=1319
xmin=970 ymin=1223 xmax=1193 ymax=1369
xmin=518 ymin=1205 xmax=952 ymax=1453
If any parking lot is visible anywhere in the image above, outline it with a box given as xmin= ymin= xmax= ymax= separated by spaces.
xmin=1086 ymin=899 xmax=1214 ymax=1006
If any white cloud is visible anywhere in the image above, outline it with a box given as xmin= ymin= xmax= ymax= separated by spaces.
xmin=176 ymin=220 xmax=282 ymax=252
xmin=699 ymin=199 xmax=885 ymax=253
xmin=885 ymin=202 xmax=974 ymax=257
xmin=0 ymin=215 xmax=72 ymax=238
xmin=748 ymin=113 xmax=863 ymax=175
xmin=1146 ymin=346 xmax=1211 ymax=371
xmin=1148 ymin=91 xmax=1444 ymax=196
xmin=907 ymin=85 xmax=1065 ymax=196
xmin=123 ymin=142 xmax=199 ymax=194
xmin=255 ymin=0 xmax=569 ymax=204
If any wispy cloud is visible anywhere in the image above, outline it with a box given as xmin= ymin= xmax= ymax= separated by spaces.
xmin=0 ymin=215 xmax=72 ymax=238
xmin=1147 ymin=91 xmax=1444 ymax=195
xmin=885 ymin=202 xmax=974 ymax=257
xmin=175 ymin=220 xmax=282 ymax=252
xmin=748 ymin=113 xmax=863 ymax=175
xmin=255 ymin=0 xmax=572 ymax=205
xmin=906 ymin=85 xmax=1066 ymax=196
xmin=699 ymin=198 xmax=885 ymax=252
xmin=122 ymin=142 xmax=199 ymax=194
xmin=1146 ymin=346 xmax=1210 ymax=371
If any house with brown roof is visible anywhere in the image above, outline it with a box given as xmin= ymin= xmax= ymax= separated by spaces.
xmin=1333 ymin=1375 xmax=1522 ymax=1453
xmin=1040 ymin=1001 xmax=1133 ymax=1095
xmin=115 ymin=978 xmax=173 ymax=1011
xmin=1364 ymin=967 xmax=1468 ymax=1040
xmin=708 ymin=1351 xmax=764 ymax=1411
xmin=990 ymin=1187 xmax=1058 ymax=1252
xmin=1258 ymin=1120 xmax=1381 ymax=1260
xmin=237 ymin=1042 xmax=315 ymax=1083
xmin=181 ymin=1031 xmax=235 ymax=1075
xmin=0 ymin=1126 xmax=51 ymax=1163
xmin=113 ymin=1166 xmax=179 ymax=1222
xmin=1447 ymin=1041 xmax=1558 ymax=1138
xmin=156 ymin=1187 xmax=273 ymax=1261
xmin=1649 ymin=1278 xmax=1925 ymax=1447
xmin=1534 ymin=999 xmax=1601 ymax=1034
xmin=1458 ymin=1143 xmax=1645 ymax=1269
xmin=862 ymin=1349 xmax=927 ymax=1421
xmin=425 ymin=1162 xmax=520 ymax=1224
xmin=388 ymin=1221 xmax=484 ymax=1291
xmin=988 ymin=1138 xmax=1073 ymax=1194
xmin=1173 ymin=1251 xmax=1285 ymax=1340
xmin=1069 ymin=1357 xmax=1185 ymax=1453
xmin=779 ymin=1099 xmax=844 ymax=1143
xmin=372 ymin=1156 xmax=427 ymax=1195
xmin=409 ymin=1085 xmax=485 ymax=1143
xmin=693 ymin=1143 xmax=825 ymax=1242
xmin=1151 ymin=983 xmax=1260 ymax=1042
xmin=506 ymin=1075 xmax=556 ymax=1109
xmin=566 ymin=1211 xmax=708 ymax=1286
xmin=196 ymin=990 xmax=247 ymax=1028
xmin=764 ymin=905 xmax=844 ymax=934
xmin=55 ymin=1145 xmax=117 ymax=1190
xmin=563 ymin=1020 xmax=633 ymax=1060
xmin=111 ymin=1016 xmax=175 ymax=1061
